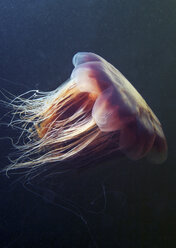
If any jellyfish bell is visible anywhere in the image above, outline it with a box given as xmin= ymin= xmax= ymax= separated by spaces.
xmin=4 ymin=52 xmax=167 ymax=172
xmin=71 ymin=52 xmax=167 ymax=163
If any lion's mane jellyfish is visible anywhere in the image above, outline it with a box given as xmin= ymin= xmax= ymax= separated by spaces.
xmin=6 ymin=52 xmax=167 ymax=171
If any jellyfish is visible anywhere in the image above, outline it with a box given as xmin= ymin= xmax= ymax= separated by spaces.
xmin=5 ymin=52 xmax=167 ymax=171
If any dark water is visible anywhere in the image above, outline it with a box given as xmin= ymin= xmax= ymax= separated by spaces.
xmin=0 ymin=0 xmax=175 ymax=247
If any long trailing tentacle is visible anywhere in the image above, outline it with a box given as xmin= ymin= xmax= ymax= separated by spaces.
xmin=1 ymin=79 xmax=120 ymax=172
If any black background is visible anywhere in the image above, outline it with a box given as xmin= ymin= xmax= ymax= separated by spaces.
xmin=0 ymin=0 xmax=175 ymax=247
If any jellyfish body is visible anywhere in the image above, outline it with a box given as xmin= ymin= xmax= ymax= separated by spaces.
xmin=71 ymin=52 xmax=167 ymax=163
xmin=6 ymin=52 xmax=167 ymax=170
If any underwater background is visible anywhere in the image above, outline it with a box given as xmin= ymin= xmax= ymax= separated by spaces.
xmin=0 ymin=0 xmax=175 ymax=247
